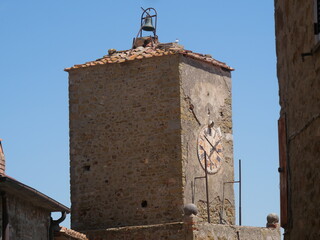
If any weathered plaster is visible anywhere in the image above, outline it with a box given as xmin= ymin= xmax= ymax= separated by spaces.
xmin=179 ymin=56 xmax=234 ymax=224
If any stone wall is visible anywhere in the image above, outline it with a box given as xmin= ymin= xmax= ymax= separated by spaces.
xmin=193 ymin=222 xmax=280 ymax=240
xmin=68 ymin=52 xmax=235 ymax=237
xmin=275 ymin=0 xmax=320 ymax=239
xmin=69 ymin=55 xmax=185 ymax=231
xmin=6 ymin=193 xmax=50 ymax=240
xmin=68 ymin=46 xmax=282 ymax=239
xmin=82 ymin=220 xmax=280 ymax=240
xmin=84 ymin=222 xmax=187 ymax=240
xmin=179 ymin=56 xmax=234 ymax=224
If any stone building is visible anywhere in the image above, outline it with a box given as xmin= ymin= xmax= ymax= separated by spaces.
xmin=275 ymin=0 xmax=320 ymax=239
xmin=0 ymin=140 xmax=70 ymax=239
xmin=0 ymin=175 xmax=69 ymax=240
xmin=66 ymin=39 xmax=235 ymax=237
xmin=65 ymin=32 xmax=280 ymax=239
xmin=0 ymin=140 xmax=86 ymax=240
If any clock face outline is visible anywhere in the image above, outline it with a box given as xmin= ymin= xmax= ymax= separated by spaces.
xmin=197 ymin=125 xmax=223 ymax=174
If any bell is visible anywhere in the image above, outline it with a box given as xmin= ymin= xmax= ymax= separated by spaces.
xmin=141 ymin=16 xmax=155 ymax=31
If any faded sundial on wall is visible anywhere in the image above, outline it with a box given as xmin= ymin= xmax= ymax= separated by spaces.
xmin=197 ymin=125 xmax=223 ymax=174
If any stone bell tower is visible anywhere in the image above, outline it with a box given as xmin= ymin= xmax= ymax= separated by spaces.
xmin=66 ymin=8 xmax=237 ymax=239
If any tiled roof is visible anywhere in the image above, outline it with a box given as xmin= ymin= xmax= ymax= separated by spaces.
xmin=55 ymin=227 xmax=88 ymax=240
xmin=65 ymin=43 xmax=234 ymax=72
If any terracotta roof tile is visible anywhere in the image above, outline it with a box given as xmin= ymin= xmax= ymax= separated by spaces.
xmin=56 ymin=226 xmax=88 ymax=240
xmin=65 ymin=44 xmax=234 ymax=72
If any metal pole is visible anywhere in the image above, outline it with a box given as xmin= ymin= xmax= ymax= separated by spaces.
xmin=204 ymin=152 xmax=211 ymax=223
xmin=239 ymin=159 xmax=242 ymax=226
xmin=191 ymin=181 xmax=194 ymax=204
xmin=221 ymin=183 xmax=225 ymax=224
xmin=220 ymin=160 xmax=242 ymax=225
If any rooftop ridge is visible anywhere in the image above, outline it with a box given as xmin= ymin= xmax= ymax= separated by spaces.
xmin=65 ymin=43 xmax=234 ymax=72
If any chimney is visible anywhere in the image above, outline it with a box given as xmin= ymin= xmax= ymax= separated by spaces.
xmin=0 ymin=139 xmax=5 ymax=175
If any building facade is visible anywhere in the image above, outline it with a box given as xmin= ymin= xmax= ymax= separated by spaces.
xmin=0 ymin=140 xmax=85 ymax=240
xmin=67 ymin=40 xmax=235 ymax=232
xmin=0 ymin=176 xmax=69 ymax=240
xmin=66 ymin=37 xmax=280 ymax=240
xmin=275 ymin=0 xmax=320 ymax=239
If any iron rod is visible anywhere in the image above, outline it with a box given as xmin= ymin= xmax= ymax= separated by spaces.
xmin=221 ymin=180 xmax=239 ymax=224
xmin=191 ymin=181 xmax=194 ymax=203
xmin=239 ymin=159 xmax=242 ymax=226
xmin=204 ymin=151 xmax=210 ymax=223
xmin=221 ymin=183 xmax=225 ymax=224
xmin=192 ymin=176 xmax=206 ymax=204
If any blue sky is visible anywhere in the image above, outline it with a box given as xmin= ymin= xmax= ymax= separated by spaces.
xmin=0 ymin=0 xmax=279 ymax=228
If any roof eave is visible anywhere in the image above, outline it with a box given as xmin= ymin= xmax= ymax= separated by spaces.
xmin=0 ymin=176 xmax=70 ymax=213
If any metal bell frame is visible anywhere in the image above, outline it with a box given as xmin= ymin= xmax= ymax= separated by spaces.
xmin=132 ymin=7 xmax=158 ymax=49
xmin=139 ymin=7 xmax=157 ymax=37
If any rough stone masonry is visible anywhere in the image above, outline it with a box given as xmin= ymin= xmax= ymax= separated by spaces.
xmin=275 ymin=0 xmax=320 ymax=239
xmin=66 ymin=40 xmax=280 ymax=240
